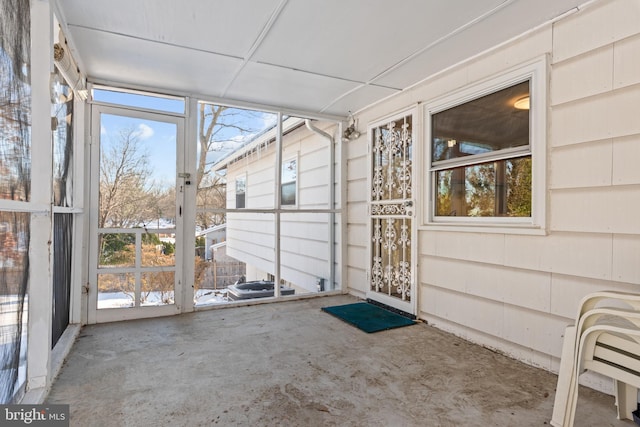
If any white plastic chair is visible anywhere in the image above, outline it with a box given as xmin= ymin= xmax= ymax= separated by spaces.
xmin=567 ymin=321 xmax=640 ymax=426
xmin=551 ymin=292 xmax=640 ymax=427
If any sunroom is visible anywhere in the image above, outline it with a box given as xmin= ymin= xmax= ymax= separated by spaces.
xmin=2 ymin=0 xmax=640 ymax=425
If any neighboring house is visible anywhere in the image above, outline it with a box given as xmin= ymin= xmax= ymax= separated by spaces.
xmin=196 ymin=224 xmax=227 ymax=260
xmin=195 ymin=224 xmax=245 ymax=289
xmin=214 ymin=117 xmax=340 ymax=294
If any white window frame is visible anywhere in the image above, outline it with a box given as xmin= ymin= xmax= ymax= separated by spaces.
xmin=280 ymin=156 xmax=298 ymax=207
xmin=235 ymin=174 xmax=247 ymax=209
xmin=423 ymin=56 xmax=547 ymax=234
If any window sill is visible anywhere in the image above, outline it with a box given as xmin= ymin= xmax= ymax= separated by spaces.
xmin=419 ymin=222 xmax=547 ymax=236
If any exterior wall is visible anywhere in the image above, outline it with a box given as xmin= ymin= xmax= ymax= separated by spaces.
xmin=226 ymin=122 xmax=341 ymax=292
xmin=347 ymin=0 xmax=640 ymax=391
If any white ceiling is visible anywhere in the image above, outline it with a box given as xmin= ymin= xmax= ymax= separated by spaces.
xmin=55 ymin=0 xmax=589 ymax=118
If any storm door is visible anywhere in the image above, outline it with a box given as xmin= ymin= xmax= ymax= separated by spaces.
xmin=88 ymin=105 xmax=185 ymax=323
xmin=367 ymin=112 xmax=416 ymax=314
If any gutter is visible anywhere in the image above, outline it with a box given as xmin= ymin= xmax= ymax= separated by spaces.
xmin=305 ymin=120 xmax=336 ymax=291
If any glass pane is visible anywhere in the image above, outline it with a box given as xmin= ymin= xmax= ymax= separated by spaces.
xmin=193 ymin=243 xmax=246 ymax=306
xmin=227 ymin=211 xmax=275 ymax=262
xmin=280 ymin=157 xmax=297 ymax=206
xmin=98 ymin=233 xmax=135 ymax=268
xmin=235 ymin=176 xmax=246 ymax=209
xmin=141 ymin=271 xmax=174 ymax=306
xmin=51 ymin=70 xmax=74 ymax=207
xmin=97 ymin=273 xmax=135 ymax=309
xmin=0 ymin=211 xmax=30 ymax=402
xmin=141 ymin=232 xmax=175 ymax=267
xmin=0 ymin=7 xmax=31 ymax=202
xmin=194 ymin=212 xmax=274 ymax=306
xmin=93 ymin=88 xmax=184 ymax=114
xmin=280 ymin=181 xmax=296 ymax=206
xmin=435 ymin=156 xmax=532 ymax=217
xmin=196 ymin=103 xmax=278 ymax=222
xmin=99 ymin=114 xmax=176 ymax=229
xmin=280 ymin=212 xmax=334 ymax=295
xmin=432 ymin=81 xmax=530 ymax=162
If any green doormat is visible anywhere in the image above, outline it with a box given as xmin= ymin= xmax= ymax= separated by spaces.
xmin=321 ymin=302 xmax=415 ymax=333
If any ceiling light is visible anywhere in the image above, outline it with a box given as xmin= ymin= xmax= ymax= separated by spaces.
xmin=514 ymin=96 xmax=530 ymax=110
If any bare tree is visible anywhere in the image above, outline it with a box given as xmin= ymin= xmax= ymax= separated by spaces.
xmin=99 ymin=127 xmax=156 ymax=228
xmin=196 ymin=103 xmax=262 ymax=229
xmin=195 ymin=172 xmax=225 ymax=229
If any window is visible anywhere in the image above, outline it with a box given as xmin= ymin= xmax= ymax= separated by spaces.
xmin=92 ymin=87 xmax=185 ymax=114
xmin=235 ymin=175 xmax=246 ymax=209
xmin=426 ymin=58 xmax=546 ymax=229
xmin=281 ymin=158 xmax=297 ymax=206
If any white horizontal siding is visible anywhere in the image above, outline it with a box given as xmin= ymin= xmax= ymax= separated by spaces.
xmin=614 ymin=33 xmax=640 ymax=89
xmin=612 ymin=234 xmax=640 ymax=283
xmin=612 ymin=134 xmax=640 ymax=184
xmin=551 ymin=84 xmax=640 ymax=147
xmin=420 ymin=256 xmax=552 ymax=313
xmin=504 ymin=232 xmax=613 ymax=280
xmin=551 ymin=45 xmax=613 ymax=105
xmin=550 ymin=139 xmax=612 ymax=189
xmin=550 ymin=186 xmax=640 ymax=234
xmin=552 ymin=0 xmax=640 ymax=63
xmin=226 ymin=123 xmax=339 ymax=291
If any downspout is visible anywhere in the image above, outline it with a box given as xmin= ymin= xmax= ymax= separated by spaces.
xmin=305 ymin=120 xmax=336 ymax=291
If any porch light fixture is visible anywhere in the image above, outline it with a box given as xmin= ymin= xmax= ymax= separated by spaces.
xmin=343 ymin=111 xmax=361 ymax=140
xmin=514 ymin=96 xmax=530 ymax=110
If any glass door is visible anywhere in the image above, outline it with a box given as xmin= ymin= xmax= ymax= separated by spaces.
xmin=367 ymin=112 xmax=416 ymax=315
xmin=88 ymin=105 xmax=184 ymax=323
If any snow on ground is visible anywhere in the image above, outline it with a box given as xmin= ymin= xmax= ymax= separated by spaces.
xmin=193 ymin=289 xmax=229 ymax=306
xmin=97 ymin=289 xmax=230 ymax=309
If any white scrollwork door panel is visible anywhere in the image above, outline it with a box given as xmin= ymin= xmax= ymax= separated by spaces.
xmin=368 ymin=114 xmax=414 ymax=313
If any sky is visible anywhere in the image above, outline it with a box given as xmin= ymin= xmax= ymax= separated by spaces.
xmin=100 ymin=114 xmax=177 ymax=190
xmin=96 ymin=88 xmax=277 ymax=189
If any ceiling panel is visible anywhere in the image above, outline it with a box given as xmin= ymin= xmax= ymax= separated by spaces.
xmin=320 ymin=84 xmax=399 ymax=116
xmin=225 ymin=62 xmax=361 ymax=113
xmin=68 ymin=26 xmax=243 ymax=96
xmin=252 ymin=0 xmax=506 ymax=84
xmin=58 ymin=0 xmax=281 ymax=57
xmin=375 ymin=0 xmax=582 ymax=88
xmin=375 ymin=0 xmax=587 ymax=89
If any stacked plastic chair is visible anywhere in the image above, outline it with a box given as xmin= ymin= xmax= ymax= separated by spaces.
xmin=551 ymin=291 xmax=640 ymax=427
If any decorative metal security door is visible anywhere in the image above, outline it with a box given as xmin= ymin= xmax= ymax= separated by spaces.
xmin=367 ymin=113 xmax=415 ymax=314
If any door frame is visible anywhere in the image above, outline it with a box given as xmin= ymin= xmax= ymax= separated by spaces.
xmin=365 ymin=106 xmax=420 ymax=316
xmin=87 ymin=104 xmax=186 ymax=323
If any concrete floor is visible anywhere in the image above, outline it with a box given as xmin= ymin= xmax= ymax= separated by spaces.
xmin=47 ymin=295 xmax=635 ymax=427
